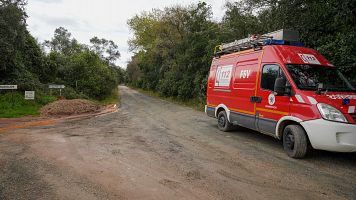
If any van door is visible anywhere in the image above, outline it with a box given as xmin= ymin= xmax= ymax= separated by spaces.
xmin=256 ymin=64 xmax=290 ymax=135
xmin=229 ymin=52 xmax=260 ymax=130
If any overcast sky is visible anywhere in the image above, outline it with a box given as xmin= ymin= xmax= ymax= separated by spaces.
xmin=27 ymin=0 xmax=227 ymax=68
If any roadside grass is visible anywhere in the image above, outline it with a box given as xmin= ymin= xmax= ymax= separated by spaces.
xmin=132 ymin=87 xmax=205 ymax=111
xmin=0 ymin=92 xmax=56 ymax=118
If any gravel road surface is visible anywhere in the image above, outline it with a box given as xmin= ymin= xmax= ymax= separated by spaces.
xmin=0 ymin=86 xmax=355 ymax=200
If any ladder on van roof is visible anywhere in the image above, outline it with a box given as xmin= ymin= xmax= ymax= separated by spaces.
xmin=214 ymin=29 xmax=304 ymax=56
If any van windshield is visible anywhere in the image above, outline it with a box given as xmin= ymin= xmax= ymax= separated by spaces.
xmin=286 ymin=64 xmax=355 ymax=92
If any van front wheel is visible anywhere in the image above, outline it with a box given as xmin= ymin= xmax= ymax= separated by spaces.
xmin=217 ymin=111 xmax=233 ymax=132
xmin=283 ymin=125 xmax=309 ymax=158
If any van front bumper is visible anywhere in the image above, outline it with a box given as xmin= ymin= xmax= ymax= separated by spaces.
xmin=301 ymin=119 xmax=356 ymax=152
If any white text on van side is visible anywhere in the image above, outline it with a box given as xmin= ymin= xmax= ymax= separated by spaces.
xmin=240 ymin=70 xmax=251 ymax=79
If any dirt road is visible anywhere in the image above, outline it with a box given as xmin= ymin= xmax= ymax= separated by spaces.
xmin=0 ymin=86 xmax=355 ymax=200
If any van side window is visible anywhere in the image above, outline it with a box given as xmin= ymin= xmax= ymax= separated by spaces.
xmin=261 ymin=65 xmax=285 ymax=91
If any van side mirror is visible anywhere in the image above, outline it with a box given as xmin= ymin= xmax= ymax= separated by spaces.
xmin=274 ymin=77 xmax=287 ymax=96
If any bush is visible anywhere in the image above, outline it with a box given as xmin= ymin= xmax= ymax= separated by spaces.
xmin=177 ymin=77 xmax=194 ymax=100
xmin=35 ymin=91 xmax=57 ymax=105
xmin=157 ymin=72 xmax=179 ymax=97
xmin=62 ymin=86 xmax=88 ymax=100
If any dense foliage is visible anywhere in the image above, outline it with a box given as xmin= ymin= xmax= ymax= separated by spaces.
xmin=127 ymin=1 xmax=356 ymax=102
xmin=0 ymin=0 xmax=124 ymax=100
xmin=43 ymin=27 xmax=122 ymax=99
xmin=127 ymin=3 xmax=218 ymax=101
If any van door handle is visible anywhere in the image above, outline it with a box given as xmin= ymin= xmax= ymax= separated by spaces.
xmin=250 ymin=96 xmax=262 ymax=103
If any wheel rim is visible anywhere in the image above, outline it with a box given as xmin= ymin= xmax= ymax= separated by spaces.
xmin=285 ymin=131 xmax=295 ymax=150
xmin=218 ymin=115 xmax=226 ymax=127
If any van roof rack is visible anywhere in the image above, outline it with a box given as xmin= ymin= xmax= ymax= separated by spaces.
xmin=214 ymin=29 xmax=304 ymax=57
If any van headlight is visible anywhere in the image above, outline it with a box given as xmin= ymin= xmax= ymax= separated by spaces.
xmin=317 ymin=103 xmax=347 ymax=123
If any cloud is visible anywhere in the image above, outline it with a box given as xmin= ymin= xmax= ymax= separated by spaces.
xmin=31 ymin=0 xmax=62 ymax=3
xmin=26 ymin=0 xmax=227 ymax=68
xmin=41 ymin=16 xmax=81 ymax=28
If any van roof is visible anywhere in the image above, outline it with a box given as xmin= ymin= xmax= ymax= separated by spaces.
xmin=215 ymin=45 xmax=334 ymax=67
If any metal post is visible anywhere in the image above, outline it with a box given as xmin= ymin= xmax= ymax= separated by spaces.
xmin=11 ymin=90 xmax=14 ymax=107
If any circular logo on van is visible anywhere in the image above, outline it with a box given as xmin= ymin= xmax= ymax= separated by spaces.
xmin=268 ymin=94 xmax=276 ymax=105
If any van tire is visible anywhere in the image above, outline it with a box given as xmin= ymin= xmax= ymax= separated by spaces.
xmin=217 ymin=111 xmax=233 ymax=132
xmin=283 ymin=125 xmax=308 ymax=158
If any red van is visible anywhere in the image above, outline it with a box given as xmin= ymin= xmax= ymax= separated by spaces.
xmin=206 ymin=30 xmax=356 ymax=158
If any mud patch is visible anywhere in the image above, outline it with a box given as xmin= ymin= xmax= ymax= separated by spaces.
xmin=111 ymin=149 xmax=121 ymax=155
xmin=159 ymin=179 xmax=181 ymax=189
xmin=65 ymin=133 xmax=83 ymax=137
xmin=186 ymin=169 xmax=203 ymax=181
xmin=168 ymin=140 xmax=183 ymax=153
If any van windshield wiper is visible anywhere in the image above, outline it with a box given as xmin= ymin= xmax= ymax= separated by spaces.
xmin=325 ymin=88 xmax=356 ymax=92
xmin=298 ymin=85 xmax=317 ymax=90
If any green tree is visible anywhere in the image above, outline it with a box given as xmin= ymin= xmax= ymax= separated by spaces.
xmin=128 ymin=3 xmax=220 ymax=100
xmin=61 ymin=51 xmax=118 ymax=99
xmin=90 ymin=36 xmax=121 ymax=66
xmin=220 ymin=1 xmax=262 ymax=41
xmin=0 ymin=0 xmax=28 ymax=83
xmin=126 ymin=55 xmax=142 ymax=86
xmin=44 ymin=27 xmax=84 ymax=56
xmin=240 ymin=0 xmax=356 ymax=81
xmin=1 ymin=1 xmax=121 ymax=103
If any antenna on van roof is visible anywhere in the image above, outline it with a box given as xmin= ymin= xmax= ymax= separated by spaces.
xmin=214 ymin=29 xmax=303 ymax=57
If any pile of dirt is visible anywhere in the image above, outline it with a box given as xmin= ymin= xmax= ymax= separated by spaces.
xmin=40 ymin=99 xmax=102 ymax=117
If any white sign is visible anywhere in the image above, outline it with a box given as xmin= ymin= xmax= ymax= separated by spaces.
xmin=49 ymin=84 xmax=65 ymax=89
xmin=0 ymin=85 xmax=17 ymax=90
xmin=215 ymin=65 xmax=233 ymax=87
xmin=25 ymin=91 xmax=35 ymax=100
xmin=268 ymin=93 xmax=276 ymax=105
xmin=298 ymin=53 xmax=321 ymax=65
